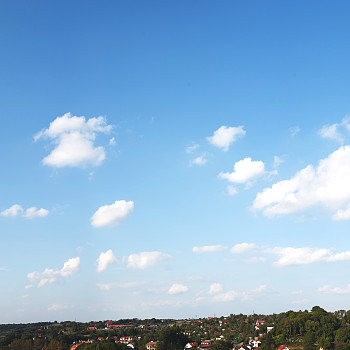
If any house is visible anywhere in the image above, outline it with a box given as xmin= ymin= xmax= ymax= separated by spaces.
xmin=146 ymin=341 xmax=158 ymax=350
xmin=120 ymin=336 xmax=133 ymax=343
xmin=249 ymin=340 xmax=261 ymax=348
xmin=278 ymin=345 xmax=289 ymax=350
xmin=185 ymin=342 xmax=198 ymax=349
xmin=87 ymin=327 xmax=97 ymax=330
xmin=200 ymin=340 xmax=211 ymax=349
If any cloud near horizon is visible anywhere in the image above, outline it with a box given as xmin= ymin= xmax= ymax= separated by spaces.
xmin=127 ymin=251 xmax=171 ymax=269
xmin=192 ymin=245 xmax=227 ymax=253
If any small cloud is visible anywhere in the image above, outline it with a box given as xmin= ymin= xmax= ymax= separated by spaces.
xmin=27 ymin=257 xmax=80 ymax=287
xmin=230 ymin=243 xmax=256 ymax=254
xmin=97 ymin=281 xmax=141 ymax=291
xmin=25 ymin=284 xmax=33 ymax=289
xmin=48 ymin=304 xmax=69 ymax=311
xmin=318 ymin=284 xmax=350 ymax=294
xmin=91 ymin=200 xmax=134 ymax=227
xmin=292 ymin=298 xmax=309 ymax=305
xmin=190 ymin=154 xmax=207 ymax=166
xmin=219 ymin=158 xmax=265 ymax=184
xmin=227 ymin=185 xmax=238 ymax=196
xmin=97 ymin=250 xmax=117 ymax=272
xmin=186 ymin=143 xmax=200 ymax=153
xmin=273 ymin=156 xmax=284 ymax=169
xmin=24 ymin=207 xmax=49 ymax=219
xmin=290 ymin=126 xmax=300 ymax=137
xmin=168 ymin=283 xmax=188 ymax=295
xmin=193 ymin=245 xmax=227 ymax=253
xmin=1 ymin=204 xmax=23 ymax=217
xmin=246 ymin=257 xmax=266 ymax=263
xmin=109 ymin=137 xmax=116 ymax=146
xmin=207 ymin=125 xmax=246 ymax=151
xmin=1 ymin=204 xmax=49 ymax=219
xmin=127 ymin=251 xmax=171 ymax=269
xmin=213 ymin=290 xmax=239 ymax=302
xmin=208 ymin=283 xmax=223 ymax=295
xmin=268 ymin=247 xmax=350 ymax=267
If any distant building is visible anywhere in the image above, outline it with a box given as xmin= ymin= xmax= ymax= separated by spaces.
xmin=146 ymin=341 xmax=158 ymax=350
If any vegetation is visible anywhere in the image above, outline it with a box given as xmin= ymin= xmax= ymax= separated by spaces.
xmin=1 ymin=307 xmax=350 ymax=349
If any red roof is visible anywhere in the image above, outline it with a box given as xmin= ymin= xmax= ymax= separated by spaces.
xmin=278 ymin=346 xmax=288 ymax=350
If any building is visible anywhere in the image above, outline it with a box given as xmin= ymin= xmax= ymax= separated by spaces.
xmin=146 ymin=341 xmax=158 ymax=350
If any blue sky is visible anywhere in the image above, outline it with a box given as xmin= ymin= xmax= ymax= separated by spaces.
xmin=2 ymin=0 xmax=350 ymax=323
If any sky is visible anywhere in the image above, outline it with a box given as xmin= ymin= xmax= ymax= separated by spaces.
xmin=2 ymin=0 xmax=350 ymax=323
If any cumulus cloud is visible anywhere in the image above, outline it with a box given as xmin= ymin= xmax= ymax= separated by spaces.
xmin=318 ymin=284 xmax=350 ymax=294
xmin=219 ymin=158 xmax=265 ymax=184
xmin=34 ymin=112 xmax=112 ymax=168
xmin=168 ymin=283 xmax=189 ymax=294
xmin=24 ymin=207 xmax=49 ymax=219
xmin=109 ymin=137 xmax=116 ymax=146
xmin=213 ymin=284 xmax=266 ymax=302
xmin=269 ymin=247 xmax=350 ymax=267
xmin=27 ymin=257 xmax=80 ymax=287
xmin=1 ymin=204 xmax=49 ymax=219
xmin=332 ymin=204 xmax=350 ymax=221
xmin=253 ymin=146 xmax=350 ymax=218
xmin=318 ymin=116 xmax=350 ymax=143
xmin=190 ymin=154 xmax=207 ymax=166
xmin=192 ymin=245 xmax=227 ymax=253
xmin=91 ymin=200 xmax=134 ymax=227
xmin=230 ymin=243 xmax=256 ymax=254
xmin=213 ymin=290 xmax=239 ymax=302
xmin=127 ymin=251 xmax=171 ymax=269
xmin=207 ymin=125 xmax=246 ymax=151
xmin=208 ymin=283 xmax=223 ymax=295
xmin=97 ymin=250 xmax=117 ymax=272
xmin=0 ymin=204 xmax=23 ymax=217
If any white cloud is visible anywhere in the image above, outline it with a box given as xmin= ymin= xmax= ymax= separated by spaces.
xmin=253 ymin=146 xmax=350 ymax=218
xmin=48 ymin=304 xmax=69 ymax=311
xmin=97 ymin=250 xmax=117 ymax=272
xmin=1 ymin=204 xmax=23 ymax=217
xmin=24 ymin=207 xmax=49 ymax=219
xmin=109 ymin=137 xmax=116 ymax=146
xmin=190 ymin=154 xmax=207 ymax=166
xmin=186 ymin=143 xmax=200 ymax=153
xmin=213 ymin=290 xmax=239 ymax=302
xmin=332 ymin=204 xmax=350 ymax=221
xmin=91 ymin=200 xmax=134 ymax=227
xmin=273 ymin=156 xmax=284 ymax=169
xmin=318 ymin=116 xmax=350 ymax=143
xmin=35 ymin=112 xmax=112 ymax=168
xmin=219 ymin=158 xmax=265 ymax=184
xmin=168 ymin=283 xmax=188 ymax=295
xmin=269 ymin=247 xmax=350 ymax=267
xmin=1 ymin=205 xmax=49 ymax=219
xmin=230 ymin=243 xmax=256 ymax=254
xmin=127 ymin=251 xmax=171 ymax=269
xmin=97 ymin=281 xmax=141 ymax=291
xmin=207 ymin=125 xmax=246 ymax=151
xmin=192 ymin=245 xmax=227 ymax=253
xmin=208 ymin=283 xmax=223 ymax=295
xmin=213 ymin=284 xmax=266 ymax=302
xmin=27 ymin=257 xmax=80 ymax=287
xmin=318 ymin=284 xmax=350 ymax=294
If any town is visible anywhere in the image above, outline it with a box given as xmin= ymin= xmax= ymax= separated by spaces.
xmin=1 ymin=306 xmax=350 ymax=350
